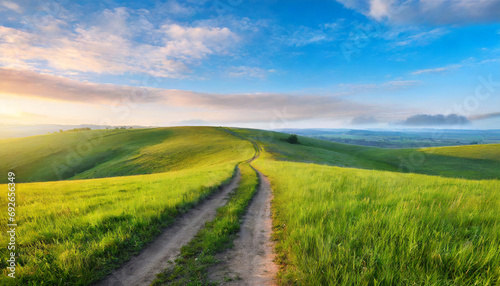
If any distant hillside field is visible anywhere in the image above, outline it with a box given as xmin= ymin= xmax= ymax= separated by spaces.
xmin=232 ymin=128 xmax=500 ymax=180
xmin=281 ymin=128 xmax=500 ymax=148
xmin=420 ymin=144 xmax=500 ymax=161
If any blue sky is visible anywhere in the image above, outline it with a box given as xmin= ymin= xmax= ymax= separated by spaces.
xmin=0 ymin=0 xmax=499 ymax=129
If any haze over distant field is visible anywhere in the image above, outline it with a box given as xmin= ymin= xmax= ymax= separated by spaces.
xmin=0 ymin=0 xmax=499 ymax=129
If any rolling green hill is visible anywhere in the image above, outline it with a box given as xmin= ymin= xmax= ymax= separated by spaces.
xmin=0 ymin=126 xmax=498 ymax=285
xmin=0 ymin=127 xmax=257 ymax=284
xmin=0 ymin=127 xmax=254 ymax=183
xmin=3 ymin=126 xmax=497 ymax=183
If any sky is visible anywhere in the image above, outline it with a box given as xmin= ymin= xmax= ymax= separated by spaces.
xmin=0 ymin=0 xmax=499 ymax=129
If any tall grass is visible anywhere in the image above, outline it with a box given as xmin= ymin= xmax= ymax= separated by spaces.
xmin=0 ymin=164 xmax=238 ymax=285
xmin=253 ymin=159 xmax=500 ymax=285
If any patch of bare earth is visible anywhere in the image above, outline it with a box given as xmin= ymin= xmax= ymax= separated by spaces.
xmin=209 ymin=169 xmax=278 ymax=286
xmin=94 ymin=169 xmax=241 ymax=286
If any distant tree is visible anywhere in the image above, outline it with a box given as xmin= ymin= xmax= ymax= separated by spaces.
xmin=287 ymin=134 xmax=299 ymax=144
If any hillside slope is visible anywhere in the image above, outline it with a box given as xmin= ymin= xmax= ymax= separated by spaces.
xmin=0 ymin=127 xmax=254 ymax=183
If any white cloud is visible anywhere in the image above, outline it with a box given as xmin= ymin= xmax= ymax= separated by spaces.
xmin=161 ymin=24 xmax=237 ymax=59
xmin=0 ymin=0 xmax=22 ymax=13
xmin=479 ymin=58 xmax=500 ymax=64
xmin=285 ymin=26 xmax=330 ymax=47
xmin=156 ymin=0 xmax=196 ymax=17
xmin=338 ymin=80 xmax=420 ymax=93
xmin=336 ymin=0 xmax=500 ymax=25
xmin=411 ymin=64 xmax=462 ymax=75
xmin=0 ymin=8 xmax=239 ymax=78
xmin=411 ymin=56 xmax=500 ymax=75
xmin=383 ymin=80 xmax=420 ymax=87
xmin=368 ymin=0 xmax=393 ymax=20
xmin=391 ymin=28 xmax=448 ymax=46
xmin=228 ymin=66 xmax=270 ymax=79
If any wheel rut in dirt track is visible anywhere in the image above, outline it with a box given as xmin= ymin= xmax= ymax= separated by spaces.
xmin=94 ymin=169 xmax=241 ymax=286
xmin=209 ymin=168 xmax=278 ymax=286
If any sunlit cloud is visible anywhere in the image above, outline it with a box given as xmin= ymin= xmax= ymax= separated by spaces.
xmin=0 ymin=1 xmax=498 ymax=129
xmin=0 ymin=0 xmax=22 ymax=13
xmin=0 ymin=68 xmax=384 ymax=123
xmin=0 ymin=8 xmax=238 ymax=78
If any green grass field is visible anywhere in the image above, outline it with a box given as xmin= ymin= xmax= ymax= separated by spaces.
xmin=253 ymin=159 xmax=500 ymax=285
xmin=1 ymin=126 xmax=499 ymax=285
xmin=0 ymin=165 xmax=240 ymax=285
xmin=0 ymin=127 xmax=255 ymax=284
xmin=0 ymin=127 xmax=254 ymax=183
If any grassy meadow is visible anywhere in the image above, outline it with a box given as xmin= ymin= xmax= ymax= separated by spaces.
xmin=0 ymin=165 xmax=240 ymax=285
xmin=253 ymin=159 xmax=500 ymax=285
xmin=0 ymin=127 xmax=256 ymax=285
xmin=0 ymin=127 xmax=254 ymax=183
xmin=1 ymin=126 xmax=498 ymax=285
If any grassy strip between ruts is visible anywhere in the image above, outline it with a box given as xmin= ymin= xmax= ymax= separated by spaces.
xmin=152 ymin=162 xmax=259 ymax=285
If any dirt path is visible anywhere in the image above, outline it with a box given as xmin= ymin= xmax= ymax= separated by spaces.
xmin=94 ymin=169 xmax=241 ymax=286
xmin=209 ymin=168 xmax=278 ymax=285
